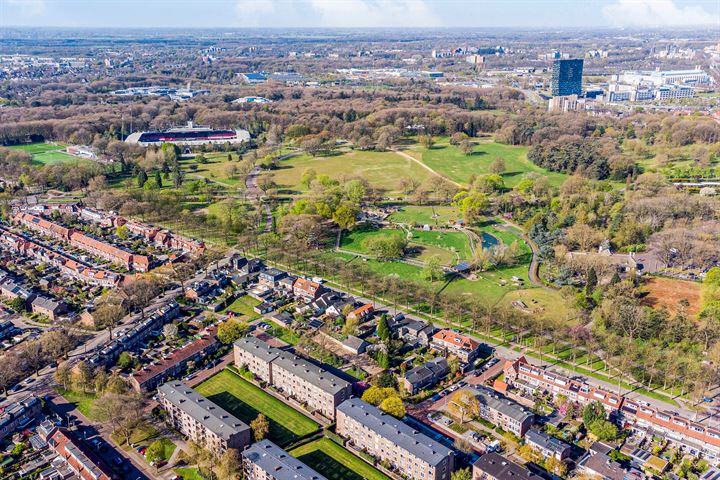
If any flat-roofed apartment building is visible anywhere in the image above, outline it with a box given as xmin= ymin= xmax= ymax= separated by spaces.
xmin=336 ymin=397 xmax=454 ymax=480
xmin=158 ymin=382 xmax=251 ymax=452
xmin=470 ymin=386 xmax=534 ymax=437
xmin=233 ymin=336 xmax=351 ymax=420
xmin=243 ymin=440 xmax=327 ymax=480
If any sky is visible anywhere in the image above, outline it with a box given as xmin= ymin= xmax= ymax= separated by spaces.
xmin=0 ymin=0 xmax=719 ymax=29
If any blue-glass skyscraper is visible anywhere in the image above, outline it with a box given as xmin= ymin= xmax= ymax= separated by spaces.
xmin=551 ymin=59 xmax=583 ymax=97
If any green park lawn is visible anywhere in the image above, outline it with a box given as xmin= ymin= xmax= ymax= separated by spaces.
xmin=178 ymin=152 xmax=245 ymax=187
xmin=194 ymin=369 xmax=319 ymax=446
xmin=56 ymin=388 xmax=97 ymax=419
xmin=409 ymin=229 xmax=472 ymax=260
xmin=268 ymin=149 xmax=431 ymax=194
xmin=409 ymin=140 xmax=568 ymax=188
xmin=289 ymin=438 xmax=390 ymax=480
xmin=340 ymin=226 xmax=406 ymax=254
xmin=389 ymin=205 xmax=462 ymax=226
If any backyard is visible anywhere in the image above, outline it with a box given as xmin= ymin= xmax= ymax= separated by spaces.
xmin=289 ymin=438 xmax=390 ymax=480
xmin=194 ymin=369 xmax=320 ymax=447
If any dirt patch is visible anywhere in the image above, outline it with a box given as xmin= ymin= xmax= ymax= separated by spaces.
xmin=642 ymin=277 xmax=701 ymax=317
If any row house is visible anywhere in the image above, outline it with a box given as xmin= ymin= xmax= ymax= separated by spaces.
xmin=620 ymin=400 xmax=720 ymax=456
xmin=470 ymin=386 xmax=535 ymax=437
xmin=13 ymin=212 xmax=150 ymax=272
xmin=31 ymin=295 xmax=67 ymax=321
xmin=0 ymin=227 xmax=122 ymax=287
xmin=524 ymin=429 xmax=571 ymax=460
xmin=0 ymin=276 xmax=35 ymax=304
xmin=404 ymin=357 xmax=450 ymax=395
xmin=129 ymin=325 xmax=218 ymax=392
xmin=158 ymin=381 xmax=251 ymax=452
xmin=233 ymin=336 xmax=351 ymax=420
xmin=48 ymin=428 xmax=113 ymax=480
xmin=431 ymin=329 xmax=484 ymax=364
xmin=243 ymin=440 xmax=327 ymax=480
xmin=503 ymin=356 xmax=623 ymax=413
xmin=336 ymin=397 xmax=454 ymax=480
xmin=347 ymin=303 xmax=374 ymax=322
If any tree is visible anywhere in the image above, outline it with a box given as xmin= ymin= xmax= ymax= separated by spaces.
xmin=376 ymin=350 xmax=390 ymax=369
xmin=333 ymin=203 xmax=359 ymax=230
xmin=419 ymin=135 xmax=435 ymax=149
xmin=92 ymin=300 xmax=126 ymax=339
xmin=459 ymin=140 xmax=474 ymax=156
xmin=54 ymin=363 xmax=71 ymax=390
xmin=137 ymin=170 xmax=148 ymax=188
xmin=518 ymin=444 xmax=543 ymax=463
xmin=456 ymin=192 xmax=489 ymax=224
xmin=40 ymin=328 xmax=76 ymax=360
xmin=163 ymin=323 xmax=179 ymax=339
xmin=582 ymin=400 xmax=606 ymax=427
xmin=73 ymin=361 xmax=94 ymax=393
xmin=300 ymin=168 xmax=317 ymax=189
xmin=545 ymin=457 xmax=568 ymax=477
xmin=250 ymin=413 xmax=270 ymax=441
xmin=154 ymin=170 xmax=162 ymax=188
xmin=423 ymin=255 xmax=444 ymax=283
xmin=21 ymin=340 xmax=46 ymax=375
xmin=363 ymin=234 xmax=407 ymax=259
xmin=379 ymin=396 xmax=406 ymax=418
xmin=448 ymin=390 xmax=479 ymax=424
xmin=214 ymin=448 xmax=242 ymax=480
xmin=361 ymin=386 xmax=397 ymax=406
xmin=490 ymin=157 xmax=506 ymax=175
xmin=92 ymin=392 xmax=145 ymax=445
xmin=376 ymin=314 xmax=390 ymax=342
xmin=105 ymin=374 xmax=128 ymax=394
xmin=453 ymin=438 xmax=473 ymax=454
xmin=451 ymin=468 xmax=472 ymax=480
xmin=217 ymin=319 xmax=249 ymax=344
xmin=589 ymin=419 xmax=619 ymax=441
xmin=117 ymin=351 xmax=133 ymax=370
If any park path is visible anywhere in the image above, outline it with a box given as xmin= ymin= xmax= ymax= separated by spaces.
xmin=496 ymin=217 xmax=547 ymax=289
xmin=391 ymin=148 xmax=464 ymax=188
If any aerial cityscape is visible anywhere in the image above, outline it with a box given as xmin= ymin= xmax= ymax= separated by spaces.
xmin=0 ymin=1 xmax=719 ymax=480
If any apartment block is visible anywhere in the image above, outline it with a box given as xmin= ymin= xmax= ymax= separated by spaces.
xmin=243 ymin=440 xmax=327 ymax=480
xmin=470 ymin=386 xmax=534 ymax=437
xmin=0 ymin=396 xmax=41 ymax=441
xmin=158 ymin=381 xmax=251 ymax=452
xmin=336 ymin=397 xmax=454 ymax=480
xmin=233 ymin=337 xmax=351 ymax=420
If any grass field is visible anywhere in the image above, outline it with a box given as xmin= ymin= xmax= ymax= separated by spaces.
xmin=195 ymin=369 xmax=319 ymax=446
xmin=222 ymin=295 xmax=261 ymax=317
xmin=389 ymin=206 xmax=462 ymax=226
xmin=408 ymin=140 xmax=568 ymax=188
xmin=340 ymin=227 xmax=406 ymax=254
xmin=8 ymin=142 xmax=77 ymax=165
xmin=408 ymin=229 xmax=472 ymax=261
xmin=152 ymin=438 xmax=176 ymax=461
xmin=179 ymin=153 xmax=245 ymax=188
xmin=502 ymin=288 xmax=575 ymax=323
xmin=289 ymin=438 xmax=390 ymax=480
xmin=269 ymin=149 xmax=431 ymax=194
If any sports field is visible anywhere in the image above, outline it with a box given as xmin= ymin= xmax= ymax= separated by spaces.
xmin=269 ymin=150 xmax=431 ymax=194
xmin=194 ymin=369 xmax=319 ymax=446
xmin=8 ymin=142 xmax=76 ymax=165
xmin=408 ymin=140 xmax=567 ymax=188
xmin=289 ymin=438 xmax=390 ymax=480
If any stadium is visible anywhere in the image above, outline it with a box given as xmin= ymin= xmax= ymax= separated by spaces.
xmin=125 ymin=122 xmax=250 ymax=146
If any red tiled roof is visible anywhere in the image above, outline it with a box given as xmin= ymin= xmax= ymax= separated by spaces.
xmin=432 ymin=329 xmax=481 ymax=351
xmin=293 ymin=277 xmax=321 ymax=294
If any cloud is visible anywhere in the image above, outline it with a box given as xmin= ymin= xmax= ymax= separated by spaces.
xmin=3 ymin=0 xmax=47 ymax=17
xmin=235 ymin=0 xmax=440 ymax=27
xmin=602 ymin=0 xmax=714 ymax=26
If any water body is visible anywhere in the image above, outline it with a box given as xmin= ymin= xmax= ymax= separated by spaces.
xmin=480 ymin=232 xmax=500 ymax=249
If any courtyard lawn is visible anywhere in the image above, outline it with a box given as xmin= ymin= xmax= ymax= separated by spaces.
xmin=194 ymin=369 xmax=319 ymax=446
xmin=289 ymin=438 xmax=390 ymax=480
xmin=410 ymin=140 xmax=568 ymax=188
xmin=268 ymin=149 xmax=431 ymax=195
xmin=389 ymin=205 xmax=462 ymax=226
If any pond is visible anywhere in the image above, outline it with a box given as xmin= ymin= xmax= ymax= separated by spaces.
xmin=480 ymin=232 xmax=500 ymax=249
